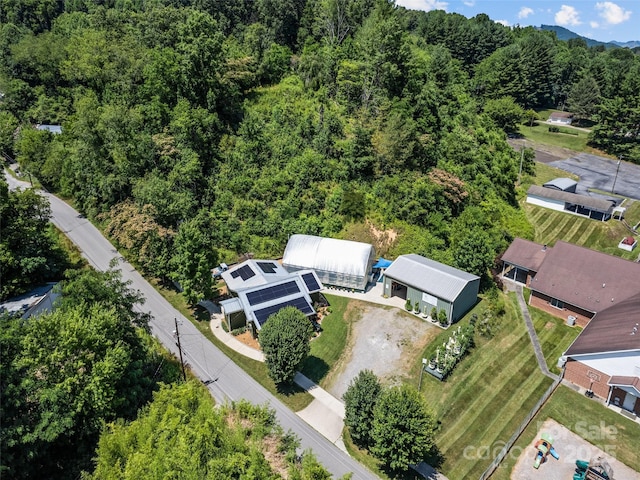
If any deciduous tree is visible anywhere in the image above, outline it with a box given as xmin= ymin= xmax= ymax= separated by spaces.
xmin=371 ymin=384 xmax=437 ymax=473
xmin=343 ymin=369 xmax=381 ymax=448
xmin=259 ymin=306 xmax=314 ymax=385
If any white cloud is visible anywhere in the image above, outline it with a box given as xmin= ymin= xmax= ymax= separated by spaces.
xmin=495 ymin=19 xmax=511 ymax=26
xmin=518 ymin=7 xmax=534 ymax=19
xmin=463 ymin=0 xmax=475 ymax=6
xmin=595 ymin=2 xmax=632 ymax=25
xmin=590 ymin=20 xmax=600 ymax=28
xmin=395 ymin=0 xmax=448 ymax=11
xmin=555 ymin=5 xmax=581 ymax=26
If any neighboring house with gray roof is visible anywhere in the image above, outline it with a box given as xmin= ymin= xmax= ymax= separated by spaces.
xmin=542 ymin=177 xmax=577 ymax=193
xmin=526 ymin=185 xmax=614 ymax=221
xmin=35 ymin=124 xmax=62 ymax=134
xmin=382 ymin=254 xmax=480 ymax=324
xmin=0 ymin=283 xmax=59 ymax=319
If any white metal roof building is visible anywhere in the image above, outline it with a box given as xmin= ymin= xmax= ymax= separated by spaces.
xmin=383 ymin=254 xmax=480 ymax=324
xmin=220 ymin=259 xmax=323 ymax=331
xmin=282 ymin=234 xmax=376 ymax=291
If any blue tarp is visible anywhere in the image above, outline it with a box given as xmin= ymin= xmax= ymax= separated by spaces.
xmin=373 ymin=257 xmax=393 ymax=269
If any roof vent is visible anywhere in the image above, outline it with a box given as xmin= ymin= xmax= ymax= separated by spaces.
xmin=602 ymin=283 xmax=606 ymax=288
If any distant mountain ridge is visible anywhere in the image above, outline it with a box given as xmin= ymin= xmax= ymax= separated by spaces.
xmin=538 ymin=25 xmax=640 ymax=49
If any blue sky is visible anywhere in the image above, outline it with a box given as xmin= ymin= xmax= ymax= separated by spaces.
xmin=395 ymin=0 xmax=638 ymax=42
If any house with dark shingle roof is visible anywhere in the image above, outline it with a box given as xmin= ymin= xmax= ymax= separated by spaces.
xmin=562 ymin=294 xmax=640 ymax=416
xmin=502 ymin=238 xmax=640 ymax=413
xmin=502 ymin=239 xmax=640 ymax=328
xmin=526 ymin=185 xmax=615 ymax=221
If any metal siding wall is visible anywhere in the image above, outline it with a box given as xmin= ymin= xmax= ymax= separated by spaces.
xmin=452 ymin=279 xmax=480 ymax=322
xmin=406 ymin=285 xmax=452 ymax=317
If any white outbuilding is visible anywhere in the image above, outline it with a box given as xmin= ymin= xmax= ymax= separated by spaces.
xmin=282 ymin=234 xmax=376 ymax=291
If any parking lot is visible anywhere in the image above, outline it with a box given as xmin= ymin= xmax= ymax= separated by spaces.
xmin=549 ymin=153 xmax=640 ymax=200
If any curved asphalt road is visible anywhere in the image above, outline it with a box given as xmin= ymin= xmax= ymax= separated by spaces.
xmin=4 ymin=172 xmax=376 ymax=480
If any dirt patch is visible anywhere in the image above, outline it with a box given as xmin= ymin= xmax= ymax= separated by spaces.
xmin=325 ymin=303 xmax=440 ymax=399
xmin=510 ymin=418 xmax=640 ymax=480
xmin=235 ymin=331 xmax=261 ymax=351
xmin=544 ymin=322 xmax=554 ymax=330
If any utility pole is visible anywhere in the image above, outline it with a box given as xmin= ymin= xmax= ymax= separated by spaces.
xmin=174 ymin=318 xmax=187 ymax=382
xmin=611 ymin=157 xmax=622 ymax=194
xmin=518 ymin=145 xmax=525 ymax=186
xmin=418 ymin=358 xmax=427 ymax=391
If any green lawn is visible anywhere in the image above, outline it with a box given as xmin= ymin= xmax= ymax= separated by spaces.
xmin=522 ymin=162 xmax=579 ymax=187
xmin=523 ymin=204 xmax=638 ymax=260
xmin=529 ymin=302 xmax=582 ymax=375
xmin=301 ymin=294 xmax=351 ymax=385
xmin=520 ymin=122 xmax=591 ymax=152
xmin=491 ymin=385 xmax=640 ymax=480
xmin=413 ymin=293 xmax=553 ymax=479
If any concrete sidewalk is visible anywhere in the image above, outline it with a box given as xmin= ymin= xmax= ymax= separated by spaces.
xmin=208 ymin=312 xmax=348 ymax=452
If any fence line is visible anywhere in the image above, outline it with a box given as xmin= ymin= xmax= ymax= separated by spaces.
xmin=478 ymin=372 xmax=564 ymax=480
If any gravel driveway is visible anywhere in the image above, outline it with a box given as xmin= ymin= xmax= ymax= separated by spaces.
xmin=325 ymin=302 xmax=440 ymax=399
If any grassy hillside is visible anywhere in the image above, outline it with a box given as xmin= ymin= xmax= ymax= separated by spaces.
xmin=416 ymin=293 xmax=553 ymax=479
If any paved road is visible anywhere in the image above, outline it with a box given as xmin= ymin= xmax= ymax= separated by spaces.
xmin=4 ymin=171 xmax=376 ymax=479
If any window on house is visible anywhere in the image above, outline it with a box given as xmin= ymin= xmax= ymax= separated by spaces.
xmin=550 ymin=298 xmax=564 ymax=309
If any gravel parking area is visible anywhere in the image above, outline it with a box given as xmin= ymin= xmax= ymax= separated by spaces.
xmin=510 ymin=419 xmax=640 ymax=480
xmin=324 ymin=302 xmax=439 ymax=399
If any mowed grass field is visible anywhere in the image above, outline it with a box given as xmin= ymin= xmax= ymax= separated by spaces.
xmin=523 ymin=203 xmax=640 ymax=261
xmin=530 ymin=300 xmax=582 ymax=375
xmin=417 ymin=294 xmax=553 ymax=479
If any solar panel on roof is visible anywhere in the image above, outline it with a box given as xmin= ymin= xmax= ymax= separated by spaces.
xmin=301 ymin=273 xmax=321 ymax=292
xmin=254 ymin=297 xmax=314 ymax=326
xmin=246 ymin=281 xmax=300 ymax=306
xmin=257 ymin=262 xmax=277 ymax=274
xmin=231 ymin=265 xmax=255 ymax=281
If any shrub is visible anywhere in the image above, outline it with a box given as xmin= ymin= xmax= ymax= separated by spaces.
xmin=414 ymin=301 xmax=420 ymax=313
xmin=548 ymin=125 xmax=559 ymax=132
xmin=405 ymin=299 xmax=412 ymax=311
xmin=438 ymin=309 xmax=448 ymax=326
xmin=231 ymin=326 xmax=247 ymax=336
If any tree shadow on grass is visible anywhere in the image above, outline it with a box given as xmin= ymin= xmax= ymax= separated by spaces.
xmin=300 ymin=355 xmax=330 ymax=385
xmin=275 ymin=381 xmax=308 ymax=396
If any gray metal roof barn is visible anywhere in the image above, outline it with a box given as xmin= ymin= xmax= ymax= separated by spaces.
xmin=282 ymin=234 xmax=376 ymax=291
xmin=383 ymin=254 xmax=480 ymax=324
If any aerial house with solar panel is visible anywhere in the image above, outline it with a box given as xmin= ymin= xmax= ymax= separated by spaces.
xmin=219 ymin=259 xmax=323 ymax=334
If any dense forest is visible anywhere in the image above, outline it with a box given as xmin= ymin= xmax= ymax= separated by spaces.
xmin=1 ymin=0 xmax=639 ymax=302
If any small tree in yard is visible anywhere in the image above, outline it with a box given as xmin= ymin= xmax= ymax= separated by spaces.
xmin=259 ymin=307 xmax=314 ymax=385
xmin=371 ymin=385 xmax=437 ymax=474
xmin=343 ymin=370 xmax=382 ymax=448
xmin=438 ymin=309 xmax=448 ymax=326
